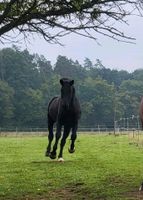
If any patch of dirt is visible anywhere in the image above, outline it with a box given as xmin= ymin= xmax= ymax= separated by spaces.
xmin=123 ymin=190 xmax=143 ymax=200
xmin=11 ymin=188 xmax=143 ymax=200
xmin=48 ymin=182 xmax=91 ymax=200
xmin=0 ymin=182 xmax=107 ymax=200
xmin=48 ymin=183 xmax=109 ymax=200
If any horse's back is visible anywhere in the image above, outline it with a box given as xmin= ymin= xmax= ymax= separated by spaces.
xmin=48 ymin=97 xmax=60 ymax=122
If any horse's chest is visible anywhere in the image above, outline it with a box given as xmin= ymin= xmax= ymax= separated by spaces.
xmin=60 ymin=110 xmax=75 ymax=124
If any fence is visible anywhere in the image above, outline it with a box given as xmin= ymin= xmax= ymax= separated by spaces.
xmin=0 ymin=127 xmax=113 ymax=134
xmin=115 ymin=115 xmax=141 ymax=132
xmin=0 ymin=115 xmax=142 ymax=135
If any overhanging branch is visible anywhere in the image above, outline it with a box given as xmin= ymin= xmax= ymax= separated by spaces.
xmin=0 ymin=0 xmax=142 ymax=43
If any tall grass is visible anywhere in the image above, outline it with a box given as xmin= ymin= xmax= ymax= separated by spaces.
xmin=0 ymin=134 xmax=143 ymax=200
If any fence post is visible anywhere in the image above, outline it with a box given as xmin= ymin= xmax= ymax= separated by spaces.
xmin=137 ymin=115 xmax=140 ymax=131
xmin=98 ymin=125 xmax=100 ymax=134
xmin=114 ymin=120 xmax=117 ymax=135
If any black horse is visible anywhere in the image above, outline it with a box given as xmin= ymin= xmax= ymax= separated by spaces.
xmin=45 ymin=78 xmax=81 ymax=161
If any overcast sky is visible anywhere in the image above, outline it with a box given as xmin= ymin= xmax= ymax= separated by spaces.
xmin=1 ymin=14 xmax=143 ymax=73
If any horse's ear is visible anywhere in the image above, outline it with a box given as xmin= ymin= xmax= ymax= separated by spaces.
xmin=70 ymin=80 xmax=74 ymax=85
xmin=60 ymin=79 xmax=63 ymax=85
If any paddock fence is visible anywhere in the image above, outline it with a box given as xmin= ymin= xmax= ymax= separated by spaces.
xmin=0 ymin=115 xmax=142 ymax=135
xmin=0 ymin=119 xmax=143 ymax=147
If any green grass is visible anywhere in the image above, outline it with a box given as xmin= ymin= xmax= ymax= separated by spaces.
xmin=0 ymin=133 xmax=143 ymax=200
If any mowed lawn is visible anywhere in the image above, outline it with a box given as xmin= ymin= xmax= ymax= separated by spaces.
xmin=0 ymin=133 xmax=143 ymax=200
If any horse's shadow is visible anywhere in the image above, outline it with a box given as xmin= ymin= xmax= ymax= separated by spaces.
xmin=31 ymin=159 xmax=73 ymax=165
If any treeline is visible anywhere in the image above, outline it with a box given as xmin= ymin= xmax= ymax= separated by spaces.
xmin=0 ymin=46 xmax=143 ymax=128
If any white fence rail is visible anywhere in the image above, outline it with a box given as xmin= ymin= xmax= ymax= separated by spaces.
xmin=0 ymin=115 xmax=142 ymax=135
xmin=0 ymin=127 xmax=142 ymax=136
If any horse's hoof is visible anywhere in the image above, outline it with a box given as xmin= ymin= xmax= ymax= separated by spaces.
xmin=45 ymin=151 xmax=50 ymax=157
xmin=58 ymin=157 xmax=64 ymax=162
xmin=68 ymin=147 xmax=75 ymax=153
xmin=139 ymin=182 xmax=143 ymax=191
xmin=50 ymin=153 xmax=56 ymax=159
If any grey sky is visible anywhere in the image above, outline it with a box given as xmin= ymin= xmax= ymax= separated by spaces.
xmin=1 ymin=14 xmax=143 ymax=73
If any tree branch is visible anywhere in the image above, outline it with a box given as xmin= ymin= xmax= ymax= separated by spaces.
xmin=0 ymin=0 xmax=142 ymax=43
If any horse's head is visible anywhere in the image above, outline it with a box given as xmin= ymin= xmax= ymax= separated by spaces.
xmin=60 ymin=78 xmax=75 ymax=109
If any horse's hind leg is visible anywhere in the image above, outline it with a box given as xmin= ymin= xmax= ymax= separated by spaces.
xmin=69 ymin=123 xmax=78 ymax=153
xmin=45 ymin=116 xmax=54 ymax=157
xmin=50 ymin=123 xmax=62 ymax=159
xmin=58 ymin=126 xmax=71 ymax=161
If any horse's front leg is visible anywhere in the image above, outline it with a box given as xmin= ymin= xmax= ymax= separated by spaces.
xmin=58 ymin=126 xmax=71 ymax=161
xmin=69 ymin=122 xmax=78 ymax=153
xmin=50 ymin=123 xmax=62 ymax=159
xmin=45 ymin=116 xmax=54 ymax=157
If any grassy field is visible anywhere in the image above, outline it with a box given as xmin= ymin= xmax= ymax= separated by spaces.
xmin=0 ymin=133 xmax=143 ymax=200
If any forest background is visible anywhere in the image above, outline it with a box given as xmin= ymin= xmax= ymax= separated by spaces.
xmin=0 ymin=46 xmax=143 ymax=129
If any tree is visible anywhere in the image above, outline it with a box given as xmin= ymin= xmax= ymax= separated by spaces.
xmin=133 ymin=69 xmax=143 ymax=82
xmin=54 ymin=55 xmax=86 ymax=80
xmin=84 ymin=58 xmax=93 ymax=70
xmin=0 ymin=1 xmax=142 ymax=43
xmin=119 ymin=79 xmax=143 ymax=117
xmin=79 ymin=77 xmax=116 ymax=127
xmin=0 ymin=80 xmax=14 ymax=126
xmin=18 ymin=88 xmax=46 ymax=127
xmin=0 ymin=47 xmax=40 ymax=90
xmin=34 ymin=54 xmax=53 ymax=84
